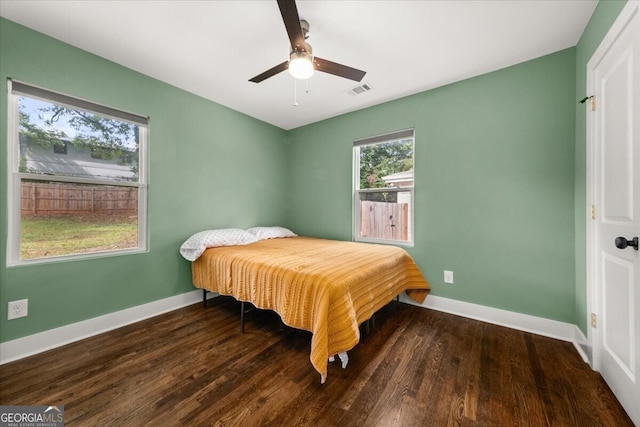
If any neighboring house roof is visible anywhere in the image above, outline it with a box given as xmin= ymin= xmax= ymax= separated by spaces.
xmin=25 ymin=158 xmax=135 ymax=181
xmin=20 ymin=135 xmax=136 ymax=181
xmin=382 ymin=169 xmax=414 ymax=187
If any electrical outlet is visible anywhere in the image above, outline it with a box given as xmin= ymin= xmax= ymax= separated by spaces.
xmin=7 ymin=299 xmax=28 ymax=320
xmin=444 ymin=270 xmax=454 ymax=284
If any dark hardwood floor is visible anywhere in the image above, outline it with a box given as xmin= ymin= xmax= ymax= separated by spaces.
xmin=0 ymin=296 xmax=633 ymax=426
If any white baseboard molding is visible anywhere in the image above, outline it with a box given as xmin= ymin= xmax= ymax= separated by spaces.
xmin=0 ymin=289 xmax=217 ymax=365
xmin=400 ymin=294 xmax=592 ymax=365
xmin=573 ymin=325 xmax=592 ymax=366
xmin=2 ymin=290 xmax=590 ymax=367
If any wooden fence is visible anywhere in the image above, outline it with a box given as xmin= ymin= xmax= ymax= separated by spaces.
xmin=360 ymin=201 xmax=409 ymax=241
xmin=21 ymin=181 xmax=137 ymax=216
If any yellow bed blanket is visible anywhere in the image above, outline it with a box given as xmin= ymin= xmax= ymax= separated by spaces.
xmin=191 ymin=236 xmax=430 ymax=382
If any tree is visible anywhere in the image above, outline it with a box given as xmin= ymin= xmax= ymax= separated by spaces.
xmin=19 ymin=100 xmax=139 ymax=176
xmin=19 ymin=110 xmax=67 ymax=148
xmin=358 ymin=139 xmax=413 ymax=202
xmin=359 ymin=139 xmax=413 ymax=189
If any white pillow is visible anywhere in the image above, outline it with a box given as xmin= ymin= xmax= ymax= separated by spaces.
xmin=246 ymin=226 xmax=297 ymax=241
xmin=180 ymin=228 xmax=258 ymax=261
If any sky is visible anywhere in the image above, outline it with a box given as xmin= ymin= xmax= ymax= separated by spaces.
xmin=19 ymin=96 xmax=137 ymax=149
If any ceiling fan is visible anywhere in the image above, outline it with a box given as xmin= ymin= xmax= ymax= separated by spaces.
xmin=249 ymin=0 xmax=367 ymax=83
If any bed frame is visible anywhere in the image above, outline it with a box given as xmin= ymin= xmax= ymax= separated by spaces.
xmin=201 ymin=288 xmax=394 ymax=334
xmin=191 ymin=236 xmax=429 ymax=382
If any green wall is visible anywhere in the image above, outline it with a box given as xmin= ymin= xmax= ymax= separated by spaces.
xmin=288 ymin=49 xmax=577 ymax=323
xmin=573 ymin=0 xmax=628 ymax=334
xmin=0 ymin=18 xmax=289 ymax=342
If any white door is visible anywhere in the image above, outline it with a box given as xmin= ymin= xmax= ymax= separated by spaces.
xmin=589 ymin=2 xmax=640 ymax=424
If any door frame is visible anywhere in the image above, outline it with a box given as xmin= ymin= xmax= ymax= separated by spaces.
xmin=586 ymin=0 xmax=640 ymax=371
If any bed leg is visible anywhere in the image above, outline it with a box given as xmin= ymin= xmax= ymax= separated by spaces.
xmin=240 ymin=301 xmax=245 ymax=333
xmin=329 ymin=352 xmax=349 ymax=368
xmin=203 ymin=289 xmax=207 ymax=308
xmin=337 ymin=351 xmax=349 ymax=369
xmin=365 ymin=318 xmax=371 ymax=335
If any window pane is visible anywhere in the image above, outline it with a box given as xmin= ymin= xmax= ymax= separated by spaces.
xmin=358 ymin=190 xmax=411 ymax=242
xmin=358 ymin=139 xmax=413 ymax=189
xmin=354 ymin=132 xmax=414 ymax=245
xmin=20 ymin=179 xmax=138 ymax=260
xmin=19 ymin=96 xmax=139 ymax=182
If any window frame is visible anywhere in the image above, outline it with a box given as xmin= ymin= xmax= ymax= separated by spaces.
xmin=53 ymin=140 xmax=68 ymax=154
xmin=353 ymin=129 xmax=415 ymax=247
xmin=6 ymin=80 xmax=149 ymax=266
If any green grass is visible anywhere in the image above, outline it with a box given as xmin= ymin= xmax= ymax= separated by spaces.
xmin=20 ymin=215 xmax=137 ymax=259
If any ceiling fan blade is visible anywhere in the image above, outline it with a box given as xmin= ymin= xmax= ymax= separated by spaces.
xmin=313 ymin=57 xmax=366 ymax=82
xmin=249 ymin=61 xmax=289 ymax=83
xmin=277 ymin=0 xmax=307 ymax=52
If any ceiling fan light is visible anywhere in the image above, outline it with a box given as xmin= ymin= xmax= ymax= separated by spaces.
xmin=289 ymin=52 xmax=314 ymax=80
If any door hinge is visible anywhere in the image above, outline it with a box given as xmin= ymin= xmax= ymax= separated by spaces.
xmin=591 ymin=313 xmax=597 ymax=328
xmin=590 ymin=204 xmax=596 ymax=220
xmin=590 ymin=96 xmax=596 ymax=111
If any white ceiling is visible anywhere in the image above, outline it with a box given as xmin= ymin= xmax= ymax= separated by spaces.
xmin=0 ymin=0 xmax=597 ymax=130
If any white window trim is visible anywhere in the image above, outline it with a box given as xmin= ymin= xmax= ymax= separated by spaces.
xmin=6 ymin=80 xmax=149 ymax=267
xmin=353 ymin=129 xmax=415 ymax=247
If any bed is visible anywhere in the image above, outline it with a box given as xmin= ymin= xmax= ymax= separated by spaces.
xmin=188 ymin=231 xmax=430 ymax=382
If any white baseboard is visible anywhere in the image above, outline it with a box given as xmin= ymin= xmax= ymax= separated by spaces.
xmin=2 ymin=290 xmax=590 ymax=367
xmin=400 ymin=294 xmax=592 ymax=365
xmin=572 ymin=325 xmax=592 ymax=366
xmin=0 ymin=289 xmax=216 ymax=365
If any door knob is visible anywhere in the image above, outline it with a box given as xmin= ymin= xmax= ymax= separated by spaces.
xmin=615 ymin=236 xmax=639 ymax=250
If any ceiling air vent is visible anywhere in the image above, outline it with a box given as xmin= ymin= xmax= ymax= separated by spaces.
xmin=347 ymin=82 xmax=373 ymax=96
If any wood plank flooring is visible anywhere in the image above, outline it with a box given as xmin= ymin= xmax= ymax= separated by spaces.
xmin=0 ymin=296 xmax=633 ymax=426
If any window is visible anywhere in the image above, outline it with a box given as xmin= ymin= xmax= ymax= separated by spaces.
xmin=353 ymin=129 xmax=415 ymax=246
xmin=53 ymin=141 xmax=67 ymax=154
xmin=7 ymin=80 xmax=148 ymax=265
